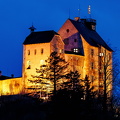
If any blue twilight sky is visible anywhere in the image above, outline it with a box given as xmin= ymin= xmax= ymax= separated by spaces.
xmin=0 ymin=0 xmax=120 ymax=77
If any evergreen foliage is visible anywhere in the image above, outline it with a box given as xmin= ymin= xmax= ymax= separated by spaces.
xmin=28 ymin=52 xmax=69 ymax=97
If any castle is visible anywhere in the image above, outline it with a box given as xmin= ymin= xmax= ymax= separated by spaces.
xmin=0 ymin=17 xmax=113 ymax=97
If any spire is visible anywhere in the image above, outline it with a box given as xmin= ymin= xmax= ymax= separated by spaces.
xmin=29 ymin=24 xmax=36 ymax=33
xmin=88 ymin=5 xmax=91 ymax=18
xmin=88 ymin=5 xmax=91 ymax=14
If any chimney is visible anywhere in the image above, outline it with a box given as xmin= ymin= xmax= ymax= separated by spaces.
xmin=74 ymin=17 xmax=80 ymax=22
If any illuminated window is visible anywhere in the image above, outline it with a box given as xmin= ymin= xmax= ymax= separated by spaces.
xmin=60 ymin=49 xmax=64 ymax=53
xmin=91 ymin=49 xmax=94 ymax=57
xmin=73 ymin=48 xmax=78 ymax=53
xmin=40 ymin=60 xmax=45 ymax=65
xmin=41 ymin=48 xmax=44 ymax=54
xmin=99 ymin=82 xmax=103 ymax=87
xmin=34 ymin=49 xmax=37 ymax=55
xmin=27 ymin=61 xmax=31 ymax=69
xmin=66 ymin=29 xmax=69 ymax=33
xmin=99 ymin=53 xmax=104 ymax=56
xmin=28 ymin=50 xmax=30 ymax=55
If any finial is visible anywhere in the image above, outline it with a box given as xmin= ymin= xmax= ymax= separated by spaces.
xmin=29 ymin=23 xmax=36 ymax=33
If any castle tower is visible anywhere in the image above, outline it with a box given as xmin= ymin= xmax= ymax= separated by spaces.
xmin=58 ymin=17 xmax=113 ymax=93
xmin=22 ymin=30 xmax=64 ymax=93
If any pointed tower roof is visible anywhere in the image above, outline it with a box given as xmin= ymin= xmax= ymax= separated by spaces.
xmin=29 ymin=25 xmax=36 ymax=32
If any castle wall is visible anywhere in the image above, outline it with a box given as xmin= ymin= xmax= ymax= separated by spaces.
xmin=65 ymin=54 xmax=84 ymax=79
xmin=22 ymin=35 xmax=65 ymax=93
xmin=22 ymin=43 xmax=51 ymax=91
xmin=0 ymin=77 xmax=22 ymax=95
xmin=58 ymin=19 xmax=81 ymax=52
xmin=80 ymin=35 xmax=99 ymax=91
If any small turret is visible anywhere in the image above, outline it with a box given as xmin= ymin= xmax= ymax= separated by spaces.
xmin=29 ymin=25 xmax=36 ymax=33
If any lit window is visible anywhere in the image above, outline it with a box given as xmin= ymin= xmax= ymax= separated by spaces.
xmin=91 ymin=49 xmax=94 ymax=57
xmin=73 ymin=48 xmax=78 ymax=53
xmin=27 ymin=61 xmax=31 ymax=69
xmin=28 ymin=50 xmax=30 ymax=55
xmin=40 ymin=60 xmax=45 ymax=65
xmin=60 ymin=49 xmax=64 ymax=53
xmin=34 ymin=49 xmax=37 ymax=55
xmin=99 ymin=53 xmax=104 ymax=56
xmin=66 ymin=29 xmax=69 ymax=33
xmin=41 ymin=48 xmax=44 ymax=54
xmin=99 ymin=82 xmax=103 ymax=87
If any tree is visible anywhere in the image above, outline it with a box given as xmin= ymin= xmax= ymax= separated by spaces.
xmin=83 ymin=75 xmax=94 ymax=101
xmin=63 ymin=70 xmax=84 ymax=101
xmin=28 ymin=52 xmax=69 ymax=98
xmin=99 ymin=49 xmax=113 ymax=112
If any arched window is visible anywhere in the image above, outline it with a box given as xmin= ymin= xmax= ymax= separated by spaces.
xmin=40 ymin=60 xmax=45 ymax=65
xmin=34 ymin=49 xmax=37 ymax=55
xmin=28 ymin=50 xmax=30 ymax=55
xmin=41 ymin=48 xmax=44 ymax=54
xmin=27 ymin=61 xmax=31 ymax=69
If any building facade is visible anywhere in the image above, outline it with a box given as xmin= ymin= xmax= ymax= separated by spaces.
xmin=0 ymin=17 xmax=113 ymax=96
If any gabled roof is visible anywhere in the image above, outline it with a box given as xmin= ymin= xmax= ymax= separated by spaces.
xmin=69 ymin=19 xmax=113 ymax=51
xmin=23 ymin=30 xmax=59 ymax=45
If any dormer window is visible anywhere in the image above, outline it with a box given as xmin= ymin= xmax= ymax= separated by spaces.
xmin=73 ymin=48 xmax=78 ymax=53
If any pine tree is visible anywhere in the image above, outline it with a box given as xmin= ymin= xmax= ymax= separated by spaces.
xmin=83 ymin=75 xmax=94 ymax=101
xmin=28 ymin=52 xmax=69 ymax=98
